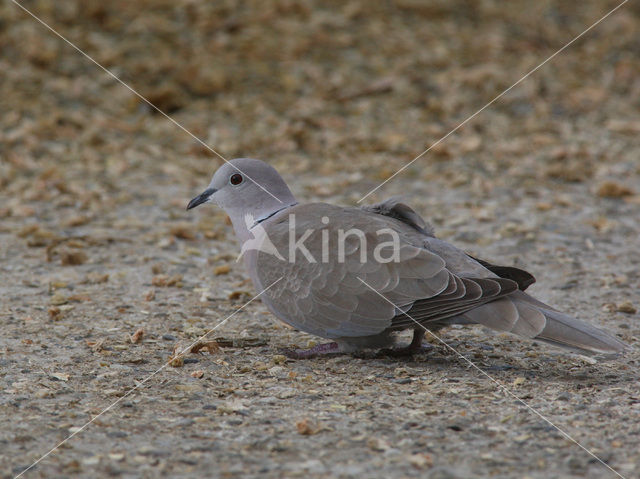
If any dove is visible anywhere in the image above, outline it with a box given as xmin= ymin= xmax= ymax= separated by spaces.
xmin=187 ymin=158 xmax=629 ymax=359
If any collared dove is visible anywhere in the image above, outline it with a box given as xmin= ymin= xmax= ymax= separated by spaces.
xmin=187 ymin=158 xmax=629 ymax=358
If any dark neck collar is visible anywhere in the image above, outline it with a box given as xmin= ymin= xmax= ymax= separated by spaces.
xmin=250 ymin=203 xmax=297 ymax=229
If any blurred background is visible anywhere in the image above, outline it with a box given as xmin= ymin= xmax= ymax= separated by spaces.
xmin=2 ymin=0 xmax=639 ymax=203
xmin=1 ymin=1 xmax=639 ymax=478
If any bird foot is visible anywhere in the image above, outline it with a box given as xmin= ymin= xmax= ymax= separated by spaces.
xmin=375 ymin=328 xmax=431 ymax=357
xmin=281 ymin=342 xmax=342 ymax=359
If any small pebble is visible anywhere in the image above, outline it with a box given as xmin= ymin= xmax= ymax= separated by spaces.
xmin=616 ymin=301 xmax=637 ymax=314
xmin=214 ymin=264 xmax=231 ymax=275
xmin=394 ymin=378 xmax=412 ymax=384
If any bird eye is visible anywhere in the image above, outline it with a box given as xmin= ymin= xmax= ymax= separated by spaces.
xmin=229 ymin=173 xmax=243 ymax=185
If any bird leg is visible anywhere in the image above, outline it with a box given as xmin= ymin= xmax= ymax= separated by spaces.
xmin=284 ymin=330 xmax=431 ymax=359
xmin=282 ymin=341 xmax=342 ymax=359
xmin=380 ymin=329 xmax=430 ymax=357
xmin=407 ymin=328 xmax=426 ymax=350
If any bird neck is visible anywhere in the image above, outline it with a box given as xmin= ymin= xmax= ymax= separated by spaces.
xmin=228 ymin=201 xmax=297 ymax=244
xmin=250 ymin=203 xmax=297 ymax=229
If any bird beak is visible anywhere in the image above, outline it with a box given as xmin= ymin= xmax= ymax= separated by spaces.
xmin=186 ymin=187 xmax=216 ymax=210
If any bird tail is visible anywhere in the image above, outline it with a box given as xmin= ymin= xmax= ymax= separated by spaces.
xmin=532 ymin=306 xmax=629 ymax=357
xmin=457 ymin=291 xmax=629 ymax=358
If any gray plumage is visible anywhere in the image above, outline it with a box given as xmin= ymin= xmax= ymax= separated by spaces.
xmin=188 ymin=158 xmax=629 ymax=358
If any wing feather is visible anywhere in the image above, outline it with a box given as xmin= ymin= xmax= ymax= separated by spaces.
xmin=257 ymin=204 xmax=450 ymax=338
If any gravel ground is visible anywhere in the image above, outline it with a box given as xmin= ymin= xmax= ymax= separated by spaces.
xmin=1 ymin=1 xmax=639 ymax=478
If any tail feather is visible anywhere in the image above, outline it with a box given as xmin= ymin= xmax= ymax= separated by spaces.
xmin=510 ymin=300 xmax=546 ymax=338
xmin=535 ymin=307 xmax=629 ymax=357
xmin=458 ymin=290 xmax=629 ymax=357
